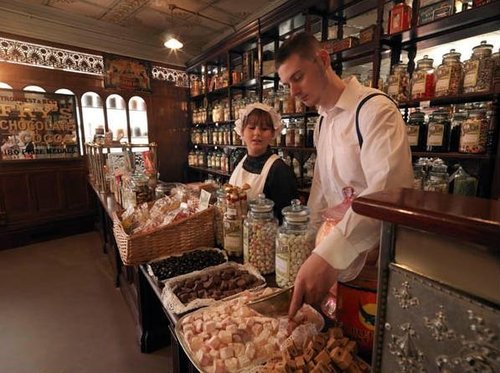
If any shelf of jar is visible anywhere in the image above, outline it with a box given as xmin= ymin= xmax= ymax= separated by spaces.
xmin=281 ymin=111 xmax=319 ymax=119
xmin=193 ymin=144 xmax=246 ymax=149
xmin=398 ymin=90 xmax=500 ymax=108
xmin=331 ymin=40 xmax=386 ymax=63
xmin=411 ymin=151 xmax=494 ymax=160
xmin=385 ymin=1 xmax=500 ymax=48
xmin=188 ymin=166 xmax=231 ymax=177
xmin=206 ymin=86 xmax=230 ymax=98
xmin=230 ymin=78 xmax=259 ymax=89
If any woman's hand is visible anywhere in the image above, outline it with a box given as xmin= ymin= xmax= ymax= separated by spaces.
xmin=288 ymin=253 xmax=338 ymax=318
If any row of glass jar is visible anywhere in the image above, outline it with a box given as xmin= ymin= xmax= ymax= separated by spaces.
xmin=262 ymin=86 xmax=307 ymax=115
xmin=217 ymin=192 xmax=316 ymax=287
xmin=406 ymin=107 xmax=492 ymax=154
xmin=387 ymin=41 xmax=500 ymax=102
xmin=191 ymin=125 xmax=242 ymax=146
xmin=188 ymin=150 xmax=230 ymax=172
xmin=412 ymin=158 xmax=478 ymax=196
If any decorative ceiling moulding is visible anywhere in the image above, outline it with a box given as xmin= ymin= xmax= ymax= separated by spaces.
xmin=101 ymin=0 xmax=150 ymax=25
xmin=0 ymin=37 xmax=103 ymax=75
xmin=150 ymin=65 xmax=190 ymax=88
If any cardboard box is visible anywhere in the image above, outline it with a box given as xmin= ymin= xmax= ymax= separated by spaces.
xmin=359 ymin=25 xmax=377 ymax=44
xmin=418 ymin=0 xmax=454 ymax=25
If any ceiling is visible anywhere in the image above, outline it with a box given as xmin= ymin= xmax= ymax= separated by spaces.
xmin=0 ymin=0 xmax=287 ymax=67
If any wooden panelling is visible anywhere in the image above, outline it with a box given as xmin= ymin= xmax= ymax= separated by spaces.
xmin=1 ymin=173 xmax=33 ymax=222
xmin=63 ymin=169 xmax=89 ymax=210
xmin=31 ymin=172 xmax=63 ymax=213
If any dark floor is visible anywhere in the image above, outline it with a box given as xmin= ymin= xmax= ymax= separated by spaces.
xmin=0 ymin=231 xmax=172 ymax=373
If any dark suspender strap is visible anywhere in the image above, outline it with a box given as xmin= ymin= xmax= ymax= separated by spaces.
xmin=318 ymin=115 xmax=324 ymax=135
xmin=355 ymin=93 xmax=397 ymax=149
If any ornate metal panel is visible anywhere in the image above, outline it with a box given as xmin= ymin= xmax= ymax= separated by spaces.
xmin=0 ymin=37 xmax=103 ymax=75
xmin=380 ymin=265 xmax=500 ymax=373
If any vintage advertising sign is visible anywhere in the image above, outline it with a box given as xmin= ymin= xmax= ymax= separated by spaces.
xmin=104 ymin=54 xmax=151 ymax=92
xmin=0 ymin=89 xmax=80 ymax=160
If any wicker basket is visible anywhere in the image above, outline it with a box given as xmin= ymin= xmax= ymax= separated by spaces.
xmin=112 ymin=206 xmax=215 ymax=265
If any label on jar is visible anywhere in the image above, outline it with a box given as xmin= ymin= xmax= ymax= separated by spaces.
xmin=387 ymin=78 xmax=400 ymax=96
xmin=460 ymin=120 xmax=485 ymax=153
xmin=407 ymin=125 xmax=420 ymax=146
xmin=242 ymin=225 xmax=249 ymax=261
xmin=225 ymin=233 xmax=242 ymax=256
xmin=412 ymin=80 xmax=426 ymax=95
xmin=427 ymin=123 xmax=445 ymax=146
xmin=463 ymin=60 xmax=480 ymax=88
xmin=275 ymin=252 xmax=289 ymax=284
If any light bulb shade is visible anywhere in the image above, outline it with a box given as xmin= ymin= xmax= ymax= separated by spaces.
xmin=164 ymin=38 xmax=183 ymax=49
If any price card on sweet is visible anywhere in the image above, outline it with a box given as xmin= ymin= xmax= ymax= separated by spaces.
xmin=199 ymin=189 xmax=211 ymax=211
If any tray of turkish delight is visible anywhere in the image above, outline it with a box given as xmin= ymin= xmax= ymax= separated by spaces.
xmin=161 ymin=262 xmax=266 ymax=314
xmin=175 ymin=288 xmax=327 ymax=373
xmin=147 ymin=247 xmax=228 ymax=287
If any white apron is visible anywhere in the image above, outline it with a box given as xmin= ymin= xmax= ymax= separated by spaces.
xmin=229 ymin=154 xmax=280 ymax=200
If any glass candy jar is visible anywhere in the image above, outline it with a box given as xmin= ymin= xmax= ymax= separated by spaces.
xmin=463 ymin=41 xmax=494 ymax=93
xmin=407 ymin=109 xmax=427 ymax=151
xmin=387 ymin=62 xmax=410 ymax=102
xmin=224 ymin=195 xmax=243 ymax=257
xmin=435 ymin=49 xmax=463 ymax=97
xmin=243 ymin=193 xmax=278 ymax=275
xmin=459 ymin=108 xmax=488 ymax=154
xmin=424 ymin=159 xmax=449 ymax=193
xmin=276 ymin=200 xmax=316 ymax=288
xmin=214 ymin=188 xmax=226 ymax=247
xmin=426 ymin=109 xmax=451 ymax=152
xmin=411 ymin=55 xmax=435 ymax=100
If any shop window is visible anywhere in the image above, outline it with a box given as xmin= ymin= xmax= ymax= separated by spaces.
xmin=23 ymin=85 xmax=46 ymax=92
xmin=55 ymin=88 xmax=83 ymax=154
xmin=128 ymin=96 xmax=148 ymax=144
xmin=106 ymin=94 xmax=128 ymax=145
xmin=81 ymin=91 xmax=105 ymax=145
xmin=0 ymin=82 xmax=12 ymax=89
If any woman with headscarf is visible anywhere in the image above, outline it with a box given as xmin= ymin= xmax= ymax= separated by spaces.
xmin=229 ymin=103 xmax=299 ymax=221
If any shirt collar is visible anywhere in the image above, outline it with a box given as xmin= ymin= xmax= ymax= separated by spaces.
xmin=318 ymin=76 xmax=363 ymax=117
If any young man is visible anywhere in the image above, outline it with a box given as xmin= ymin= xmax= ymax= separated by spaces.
xmin=276 ymin=32 xmax=413 ymax=317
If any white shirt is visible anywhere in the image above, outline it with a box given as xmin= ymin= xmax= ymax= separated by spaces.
xmin=309 ymin=77 xmax=413 ymax=272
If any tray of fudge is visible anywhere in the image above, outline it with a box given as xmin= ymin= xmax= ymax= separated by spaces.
xmin=147 ymin=247 xmax=228 ymax=287
xmin=161 ymin=262 xmax=266 ymax=314
xmin=175 ymin=287 xmax=371 ymax=373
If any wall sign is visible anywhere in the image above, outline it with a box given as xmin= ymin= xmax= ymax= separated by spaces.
xmin=104 ymin=54 xmax=151 ymax=92
xmin=0 ymin=89 xmax=79 ymax=160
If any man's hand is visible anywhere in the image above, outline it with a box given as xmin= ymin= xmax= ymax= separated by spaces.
xmin=289 ymin=253 xmax=338 ymax=318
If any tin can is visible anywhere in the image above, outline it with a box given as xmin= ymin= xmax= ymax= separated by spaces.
xmin=336 ymin=265 xmax=378 ymax=360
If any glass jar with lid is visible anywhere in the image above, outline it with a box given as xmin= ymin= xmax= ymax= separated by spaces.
xmin=276 ymin=199 xmax=316 ymax=288
xmin=407 ymin=109 xmax=427 ymax=151
xmin=214 ymin=188 xmax=226 ymax=247
xmin=387 ymin=62 xmax=410 ymax=102
xmin=459 ymin=108 xmax=488 ymax=154
xmin=306 ymin=117 xmax=316 ymax=147
xmin=412 ymin=162 xmax=425 ymax=190
xmin=224 ymin=203 xmax=243 ymax=257
xmin=243 ymin=193 xmax=278 ymax=274
xmin=285 ymin=120 xmax=296 ymax=147
xmin=435 ymin=49 xmax=463 ymax=97
xmin=295 ymin=118 xmax=305 ymax=147
xmin=424 ymin=159 xmax=449 ymax=193
xmin=463 ymin=41 xmax=494 ymax=93
xmin=450 ymin=110 xmax=467 ymax=152
xmin=282 ymin=86 xmax=295 ymax=114
xmin=411 ymin=55 xmax=435 ymax=100
xmin=426 ymin=109 xmax=451 ymax=152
